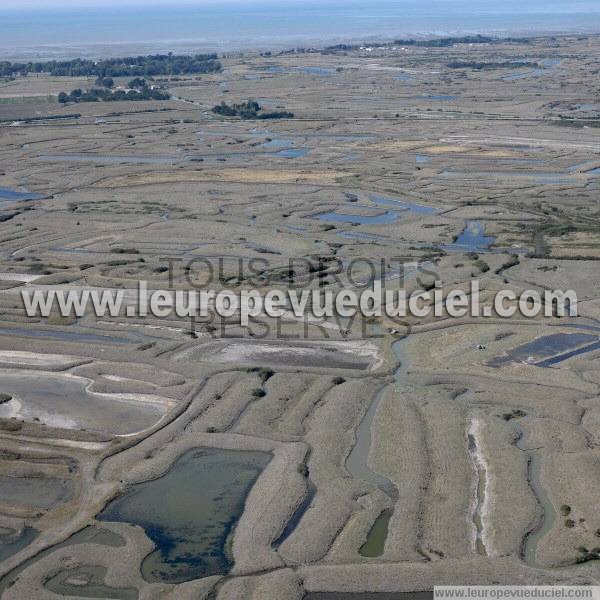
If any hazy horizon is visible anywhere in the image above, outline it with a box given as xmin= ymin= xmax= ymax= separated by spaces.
xmin=2 ymin=0 xmax=318 ymax=9
xmin=2 ymin=0 xmax=598 ymax=11
xmin=2 ymin=0 xmax=600 ymax=62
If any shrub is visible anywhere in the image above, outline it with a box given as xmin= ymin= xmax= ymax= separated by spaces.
xmin=473 ymin=259 xmax=490 ymax=273
xmin=297 ymin=464 xmax=309 ymax=477
xmin=258 ymin=368 xmax=274 ymax=383
xmin=502 ymin=409 xmax=527 ymax=421
xmin=560 ymin=504 xmax=572 ymax=516
xmin=95 ymin=76 xmax=114 ymax=88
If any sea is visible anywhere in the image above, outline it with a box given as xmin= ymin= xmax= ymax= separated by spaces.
xmin=2 ymin=0 xmax=600 ymax=61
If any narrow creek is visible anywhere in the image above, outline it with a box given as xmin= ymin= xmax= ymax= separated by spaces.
xmin=465 ymin=410 xmax=555 ymax=567
xmin=344 ymin=337 xmax=408 ymax=556
xmin=513 ymin=422 xmax=555 ymax=566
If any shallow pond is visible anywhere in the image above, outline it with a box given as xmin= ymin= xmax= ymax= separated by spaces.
xmin=0 ymin=326 xmax=133 ymax=345
xmin=38 ymin=146 xmax=310 ymax=165
xmin=277 ymin=147 xmax=309 ymax=158
xmin=0 ymin=187 xmax=45 ymax=201
xmin=443 ymin=221 xmax=496 ymax=252
xmin=502 ymin=69 xmax=545 ymax=81
xmin=369 ymin=195 xmax=438 ymax=214
xmin=536 ymin=339 xmax=600 ymax=367
xmin=488 ymin=333 xmax=598 ymax=367
xmin=359 ymin=509 xmax=393 ymax=558
xmin=336 ymin=231 xmax=387 ymax=243
xmin=297 ymin=66 xmax=335 ymax=76
xmin=282 ymin=224 xmax=308 ymax=233
xmin=0 ymin=526 xmax=125 ymax=595
xmin=260 ymin=138 xmax=294 ymax=149
xmin=264 ymin=66 xmax=286 ymax=74
xmin=313 ymin=210 xmax=399 ymax=225
xmin=45 ymin=565 xmax=138 ymax=600
xmin=0 ymin=475 xmax=72 ymax=509
xmin=421 ymin=94 xmax=457 ymax=101
xmin=98 ymin=449 xmax=270 ymax=583
xmin=440 ymin=170 xmax=574 ymax=184
xmin=38 ymin=154 xmax=180 ymax=165
xmin=0 ymin=527 xmax=38 ymax=563
xmin=300 ymin=133 xmax=373 ymax=142
xmin=0 ymin=371 xmax=170 ymax=435
xmin=315 ymin=195 xmax=437 ymax=226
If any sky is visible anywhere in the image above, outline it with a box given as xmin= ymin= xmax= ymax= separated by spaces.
xmin=1 ymin=0 xmax=311 ymax=8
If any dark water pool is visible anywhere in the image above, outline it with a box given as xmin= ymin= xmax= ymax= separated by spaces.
xmin=98 ymin=449 xmax=270 ymax=583
xmin=488 ymin=333 xmax=598 ymax=367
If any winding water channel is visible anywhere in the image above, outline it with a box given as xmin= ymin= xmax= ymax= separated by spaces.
xmin=345 ymin=338 xmax=408 ymax=556
xmin=514 ymin=422 xmax=555 ymax=566
xmin=344 ymin=324 xmax=562 ymax=565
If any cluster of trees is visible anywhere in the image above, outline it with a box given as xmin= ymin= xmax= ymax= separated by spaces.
xmin=322 ymin=44 xmax=358 ymax=54
xmin=94 ymin=76 xmax=114 ymax=88
xmin=393 ymin=35 xmax=529 ymax=47
xmin=320 ymin=35 xmax=532 ymax=55
xmin=393 ymin=35 xmax=496 ymax=47
xmin=0 ymin=54 xmax=221 ymax=78
xmin=127 ymin=77 xmax=148 ymax=89
xmin=58 ymin=82 xmax=170 ymax=104
xmin=212 ymin=100 xmax=293 ymax=119
xmin=447 ymin=60 xmax=538 ymax=70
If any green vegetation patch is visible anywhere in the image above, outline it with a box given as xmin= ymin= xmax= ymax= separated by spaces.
xmin=212 ymin=100 xmax=293 ymax=120
xmin=1 ymin=54 xmax=221 ymax=77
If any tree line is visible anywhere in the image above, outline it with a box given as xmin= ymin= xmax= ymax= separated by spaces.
xmin=0 ymin=54 xmax=222 ymax=78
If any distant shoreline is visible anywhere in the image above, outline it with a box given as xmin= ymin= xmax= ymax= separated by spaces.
xmin=2 ymin=30 xmax=600 ymax=64
xmin=3 ymin=0 xmax=600 ymax=62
